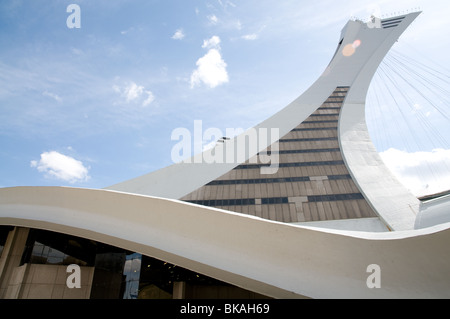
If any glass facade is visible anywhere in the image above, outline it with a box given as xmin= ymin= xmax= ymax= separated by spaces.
xmin=235 ymin=160 xmax=345 ymax=169
xmin=16 ymin=228 xmax=267 ymax=299
xmin=21 ymin=229 xmax=95 ymax=267
xmin=20 ymin=229 xmax=141 ymax=299
xmin=187 ymin=193 xmax=364 ymax=207
xmin=279 ymin=137 xmax=338 ymax=142
xmin=0 ymin=226 xmax=13 ymax=259
xmin=207 ymin=174 xmax=351 ymax=186
xmin=29 ymin=241 xmax=88 ymax=266
xmin=138 ymin=255 xmax=222 ymax=299
xmin=123 ymin=253 xmax=142 ymax=299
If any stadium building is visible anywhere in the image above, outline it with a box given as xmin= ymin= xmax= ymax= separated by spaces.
xmin=1 ymin=11 xmax=450 ymax=299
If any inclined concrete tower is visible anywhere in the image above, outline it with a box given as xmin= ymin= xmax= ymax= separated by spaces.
xmin=2 ymin=11 xmax=450 ymax=299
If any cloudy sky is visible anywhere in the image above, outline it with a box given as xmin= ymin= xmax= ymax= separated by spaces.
xmin=0 ymin=0 xmax=449 ymax=197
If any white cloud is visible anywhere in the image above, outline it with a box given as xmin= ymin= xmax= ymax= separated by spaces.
xmin=120 ymin=27 xmax=134 ymax=35
xmin=142 ymin=90 xmax=155 ymax=106
xmin=190 ymin=49 xmax=229 ymax=89
xmin=31 ymin=151 xmax=90 ymax=183
xmin=70 ymin=47 xmax=84 ymax=56
xmin=226 ymin=1 xmax=236 ymax=8
xmin=207 ymin=14 xmax=219 ymax=25
xmin=124 ymin=82 xmax=144 ymax=102
xmin=113 ymin=82 xmax=155 ymax=106
xmin=172 ymin=28 xmax=185 ymax=40
xmin=202 ymin=35 xmax=221 ymax=49
xmin=242 ymin=34 xmax=258 ymax=41
xmin=42 ymin=90 xmax=62 ymax=102
xmin=190 ymin=36 xmax=229 ymax=89
xmin=380 ymin=148 xmax=450 ymax=196
xmin=217 ymin=0 xmax=236 ymax=9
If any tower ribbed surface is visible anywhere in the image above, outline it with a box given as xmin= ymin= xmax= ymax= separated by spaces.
xmin=182 ymin=86 xmax=378 ymax=223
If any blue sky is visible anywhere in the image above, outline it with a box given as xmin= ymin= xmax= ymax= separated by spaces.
xmin=0 ymin=0 xmax=449 ymax=196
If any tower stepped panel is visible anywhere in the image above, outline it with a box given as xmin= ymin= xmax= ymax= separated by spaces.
xmin=181 ymin=87 xmax=378 ymax=223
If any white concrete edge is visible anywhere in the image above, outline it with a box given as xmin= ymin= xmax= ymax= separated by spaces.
xmin=291 ymin=217 xmax=390 ymax=233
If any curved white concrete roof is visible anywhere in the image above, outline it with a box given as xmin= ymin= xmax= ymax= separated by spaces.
xmin=1 ymin=186 xmax=450 ymax=299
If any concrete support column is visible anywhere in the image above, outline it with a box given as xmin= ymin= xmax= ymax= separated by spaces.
xmin=0 ymin=227 xmax=30 ymax=299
